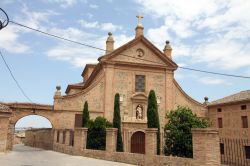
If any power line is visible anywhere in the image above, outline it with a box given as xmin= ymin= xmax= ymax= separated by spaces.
xmin=0 ymin=51 xmax=33 ymax=103
xmin=8 ymin=20 xmax=250 ymax=79
xmin=179 ymin=67 xmax=250 ymax=79
xmin=9 ymin=21 xmax=105 ymax=52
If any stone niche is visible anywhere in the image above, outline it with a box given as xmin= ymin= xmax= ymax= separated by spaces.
xmin=124 ymin=92 xmax=148 ymax=123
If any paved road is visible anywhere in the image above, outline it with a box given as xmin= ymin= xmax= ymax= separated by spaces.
xmin=0 ymin=144 xmax=134 ymax=166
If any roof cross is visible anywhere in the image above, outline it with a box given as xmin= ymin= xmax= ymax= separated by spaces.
xmin=136 ymin=15 xmax=144 ymax=25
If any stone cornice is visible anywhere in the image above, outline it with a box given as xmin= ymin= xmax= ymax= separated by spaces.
xmin=5 ymin=102 xmax=52 ymax=111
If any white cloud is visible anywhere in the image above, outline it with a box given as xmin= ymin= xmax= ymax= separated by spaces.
xmin=192 ymin=38 xmax=250 ymax=70
xmin=147 ymin=25 xmax=170 ymax=49
xmin=0 ymin=26 xmax=30 ymax=53
xmin=79 ymin=19 xmax=122 ymax=32
xmin=79 ymin=20 xmax=99 ymax=28
xmin=0 ymin=5 xmax=60 ymax=54
xmin=15 ymin=5 xmax=59 ymax=30
xmin=135 ymin=0 xmax=250 ymax=71
xmin=45 ymin=0 xmax=79 ymax=8
xmin=46 ymin=27 xmax=132 ymax=67
xmin=199 ymin=77 xmax=232 ymax=85
xmin=86 ymin=13 xmax=94 ymax=19
xmin=100 ymin=23 xmax=122 ymax=32
xmin=89 ymin=4 xmax=99 ymax=9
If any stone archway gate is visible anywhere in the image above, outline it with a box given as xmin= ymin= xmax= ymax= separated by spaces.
xmin=0 ymin=102 xmax=80 ymax=153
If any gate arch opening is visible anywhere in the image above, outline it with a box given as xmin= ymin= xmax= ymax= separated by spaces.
xmin=131 ymin=131 xmax=145 ymax=154
xmin=15 ymin=115 xmax=53 ymax=129
xmin=14 ymin=115 xmax=53 ymax=145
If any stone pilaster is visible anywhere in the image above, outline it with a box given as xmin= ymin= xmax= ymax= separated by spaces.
xmin=145 ymin=128 xmax=158 ymax=155
xmin=192 ymin=128 xmax=220 ymax=166
xmin=74 ymin=128 xmax=88 ymax=151
xmin=59 ymin=130 xmax=63 ymax=144
xmin=104 ymin=64 xmax=115 ymax=122
xmin=106 ymin=128 xmax=118 ymax=152
xmin=145 ymin=128 xmax=158 ymax=166
xmin=65 ymin=130 xmax=71 ymax=146
xmin=53 ymin=129 xmax=58 ymax=143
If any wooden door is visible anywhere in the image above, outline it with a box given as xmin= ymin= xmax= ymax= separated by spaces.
xmin=131 ymin=131 xmax=145 ymax=154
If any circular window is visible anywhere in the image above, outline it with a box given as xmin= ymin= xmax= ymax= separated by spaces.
xmin=136 ymin=48 xmax=144 ymax=58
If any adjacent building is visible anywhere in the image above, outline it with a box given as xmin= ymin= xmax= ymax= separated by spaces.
xmin=208 ymin=90 xmax=250 ymax=165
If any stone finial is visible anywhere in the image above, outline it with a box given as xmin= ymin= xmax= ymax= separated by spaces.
xmin=204 ymin=96 xmax=209 ymax=105
xmin=204 ymin=96 xmax=208 ymax=102
xmin=135 ymin=15 xmax=144 ymax=38
xmin=54 ymin=86 xmax=61 ymax=97
xmin=56 ymin=86 xmax=61 ymax=91
xmin=106 ymin=32 xmax=114 ymax=54
xmin=163 ymin=40 xmax=172 ymax=59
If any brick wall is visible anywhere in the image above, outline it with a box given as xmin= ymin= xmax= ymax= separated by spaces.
xmin=0 ymin=113 xmax=11 ymax=153
xmin=24 ymin=128 xmax=54 ymax=150
xmin=25 ymin=127 xmax=220 ymax=166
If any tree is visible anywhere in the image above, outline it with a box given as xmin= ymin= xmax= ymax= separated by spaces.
xmin=113 ymin=93 xmax=123 ymax=152
xmin=86 ymin=116 xmax=112 ymax=150
xmin=147 ymin=90 xmax=160 ymax=155
xmin=82 ymin=101 xmax=89 ymax=127
xmin=164 ymin=106 xmax=209 ymax=158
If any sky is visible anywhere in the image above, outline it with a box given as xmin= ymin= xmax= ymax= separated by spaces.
xmin=0 ymin=0 xmax=250 ymax=127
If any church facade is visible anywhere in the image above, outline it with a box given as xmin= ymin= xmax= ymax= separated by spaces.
xmin=53 ymin=18 xmax=206 ymax=153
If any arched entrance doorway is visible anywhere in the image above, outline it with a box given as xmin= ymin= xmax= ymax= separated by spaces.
xmin=131 ymin=131 xmax=145 ymax=154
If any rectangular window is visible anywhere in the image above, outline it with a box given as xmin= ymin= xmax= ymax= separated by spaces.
xmin=241 ymin=105 xmax=247 ymax=110
xmin=245 ymin=146 xmax=250 ymax=159
xmin=74 ymin=114 xmax=82 ymax=127
xmin=217 ymin=108 xmax=222 ymax=112
xmin=56 ymin=131 xmax=60 ymax=143
xmin=218 ymin=118 xmax=223 ymax=128
xmin=220 ymin=143 xmax=224 ymax=155
xmin=242 ymin=116 xmax=248 ymax=128
xmin=135 ymin=75 xmax=145 ymax=92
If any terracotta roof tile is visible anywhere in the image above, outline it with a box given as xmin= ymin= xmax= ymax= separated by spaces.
xmin=209 ymin=90 xmax=250 ymax=106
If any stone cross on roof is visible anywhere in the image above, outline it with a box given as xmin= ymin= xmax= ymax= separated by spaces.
xmin=136 ymin=15 xmax=144 ymax=26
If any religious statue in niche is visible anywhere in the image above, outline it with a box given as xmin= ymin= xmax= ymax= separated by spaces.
xmin=136 ymin=104 xmax=143 ymax=120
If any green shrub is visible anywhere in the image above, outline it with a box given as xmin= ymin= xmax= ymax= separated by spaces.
xmin=164 ymin=106 xmax=209 ymax=158
xmin=86 ymin=116 xmax=112 ymax=150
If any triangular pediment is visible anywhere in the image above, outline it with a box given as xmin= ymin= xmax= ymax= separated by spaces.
xmin=100 ymin=36 xmax=178 ymax=69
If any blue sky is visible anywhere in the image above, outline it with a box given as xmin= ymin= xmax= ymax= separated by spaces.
xmin=0 ymin=0 xmax=250 ymax=127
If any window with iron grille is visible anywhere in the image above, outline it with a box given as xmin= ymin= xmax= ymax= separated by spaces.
xmin=218 ymin=118 xmax=223 ymax=128
xmin=220 ymin=143 xmax=224 ymax=155
xmin=135 ymin=75 xmax=145 ymax=92
xmin=217 ymin=108 xmax=222 ymax=112
xmin=241 ymin=105 xmax=247 ymax=110
xmin=245 ymin=146 xmax=250 ymax=159
xmin=242 ymin=116 xmax=248 ymax=128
